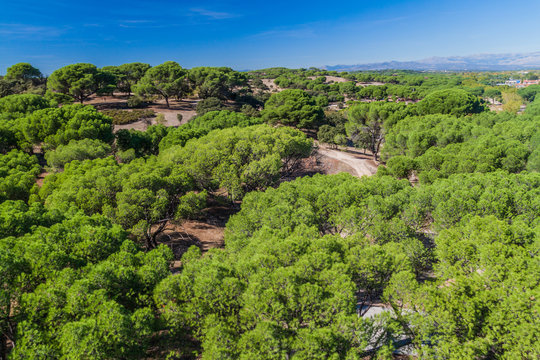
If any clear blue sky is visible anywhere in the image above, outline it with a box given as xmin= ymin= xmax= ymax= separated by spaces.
xmin=1 ymin=0 xmax=540 ymax=74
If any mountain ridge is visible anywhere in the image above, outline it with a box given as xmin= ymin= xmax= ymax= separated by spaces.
xmin=323 ymin=51 xmax=540 ymax=71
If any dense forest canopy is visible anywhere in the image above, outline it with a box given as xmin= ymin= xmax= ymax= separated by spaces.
xmin=0 ymin=62 xmax=538 ymax=359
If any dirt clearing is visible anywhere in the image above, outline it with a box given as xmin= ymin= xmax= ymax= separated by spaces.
xmin=316 ymin=146 xmax=378 ymax=177
xmin=85 ymin=95 xmax=197 ymax=132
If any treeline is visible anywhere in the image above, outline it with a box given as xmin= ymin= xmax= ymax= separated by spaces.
xmin=5 ymin=62 xmax=538 ymax=111
xmin=248 ymin=67 xmax=517 ymax=104
xmin=0 ymin=62 xmax=262 ymax=112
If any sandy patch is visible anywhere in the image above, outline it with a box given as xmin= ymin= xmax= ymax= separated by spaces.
xmin=317 ymin=146 xmax=378 ymax=177
xmin=357 ymin=82 xmax=386 ymax=87
xmin=308 ymin=75 xmax=349 ymax=83
xmin=261 ymin=78 xmax=283 ymax=92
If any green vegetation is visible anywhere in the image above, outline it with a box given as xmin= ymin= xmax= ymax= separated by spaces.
xmin=0 ymin=94 xmax=50 ymax=116
xmin=382 ymin=101 xmax=539 ymax=182
xmin=416 ymin=88 xmax=486 ymax=116
xmin=21 ymin=104 xmax=113 ymax=147
xmin=45 ymin=138 xmax=112 ymax=168
xmin=102 ymin=62 xmax=151 ymax=95
xmin=0 ymin=150 xmax=40 ymax=202
xmin=162 ymin=125 xmax=312 ymax=200
xmin=47 ymin=63 xmax=116 ymax=103
xmin=101 ymin=109 xmax=155 ymax=125
xmin=159 ymin=110 xmax=262 ymax=151
xmin=188 ymin=66 xmax=247 ymax=100
xmin=262 ymin=89 xmax=324 ymax=128
xmin=0 ymin=62 xmax=538 ymax=359
xmin=133 ymin=61 xmax=188 ymax=108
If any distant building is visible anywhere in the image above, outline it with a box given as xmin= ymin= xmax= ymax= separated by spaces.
xmin=504 ymin=79 xmax=520 ymax=86
xmin=497 ymin=79 xmax=539 ymax=88
xmin=523 ymin=79 xmax=540 ymax=86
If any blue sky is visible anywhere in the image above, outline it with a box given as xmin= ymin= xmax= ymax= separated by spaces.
xmin=1 ymin=0 xmax=540 ymax=74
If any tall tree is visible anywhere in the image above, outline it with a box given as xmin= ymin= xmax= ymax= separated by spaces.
xmin=261 ymin=89 xmax=324 ymax=129
xmin=346 ymin=102 xmax=407 ymax=161
xmin=416 ymin=88 xmax=486 ymax=116
xmin=5 ymin=63 xmax=42 ymax=83
xmin=133 ymin=61 xmax=187 ymax=108
xmin=188 ymin=67 xmax=247 ymax=100
xmin=103 ymin=63 xmax=151 ymax=95
xmin=47 ymin=63 xmax=115 ymax=103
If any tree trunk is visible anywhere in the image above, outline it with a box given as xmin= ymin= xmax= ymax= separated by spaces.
xmin=144 ymin=220 xmax=169 ymax=250
xmin=165 ymin=96 xmax=170 ymax=108
xmin=0 ymin=332 xmax=8 ymax=360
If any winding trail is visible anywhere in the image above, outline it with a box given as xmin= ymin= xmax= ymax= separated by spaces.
xmin=317 ymin=147 xmax=378 ymax=177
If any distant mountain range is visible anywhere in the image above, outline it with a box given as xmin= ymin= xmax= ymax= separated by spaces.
xmin=323 ymin=52 xmax=540 ymax=71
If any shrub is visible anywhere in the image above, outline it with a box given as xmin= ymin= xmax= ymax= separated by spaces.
xmin=240 ymin=104 xmax=259 ymax=117
xmin=155 ymin=113 xmax=166 ymax=125
xmin=386 ymin=155 xmax=416 ymax=179
xmin=127 ymin=95 xmax=145 ymax=108
xmin=196 ymin=97 xmax=224 ymax=115
xmin=101 ymin=109 xmax=155 ymax=125
xmin=117 ymin=148 xmax=136 ymax=163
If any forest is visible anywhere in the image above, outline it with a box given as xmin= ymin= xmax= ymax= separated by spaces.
xmin=0 ymin=61 xmax=538 ymax=360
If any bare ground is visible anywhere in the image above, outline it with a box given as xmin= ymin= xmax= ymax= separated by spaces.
xmin=357 ymin=81 xmax=386 ymax=87
xmin=261 ymin=78 xmax=284 ymax=92
xmin=316 ymin=146 xmax=378 ymax=177
xmin=155 ymin=198 xmax=238 ymax=269
xmin=35 ymin=170 xmax=49 ymax=187
xmin=157 ymin=219 xmax=225 ymax=270
xmin=308 ymin=75 xmax=349 ymax=83
xmin=85 ymin=95 xmax=197 ymax=132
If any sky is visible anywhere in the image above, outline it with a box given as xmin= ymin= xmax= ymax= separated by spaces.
xmin=1 ymin=0 xmax=540 ymax=74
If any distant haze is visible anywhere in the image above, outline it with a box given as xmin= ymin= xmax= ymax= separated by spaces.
xmin=324 ymin=51 xmax=540 ymax=71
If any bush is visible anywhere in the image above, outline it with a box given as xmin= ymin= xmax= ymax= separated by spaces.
xmin=176 ymin=113 xmax=183 ymax=122
xmin=0 ymin=94 xmax=51 ymax=115
xmin=117 ymin=148 xmax=136 ymax=163
xmin=317 ymin=124 xmax=346 ymax=147
xmin=44 ymin=90 xmax=73 ymax=106
xmin=240 ymin=104 xmax=259 ymax=117
xmin=316 ymin=95 xmax=329 ymax=107
xmin=21 ymin=104 xmax=113 ymax=146
xmin=155 ymin=113 xmax=166 ymax=125
xmin=196 ymin=97 xmax=224 ymax=115
xmin=101 ymin=109 xmax=155 ymax=125
xmin=386 ymin=155 xmax=416 ymax=179
xmin=159 ymin=110 xmax=262 ymax=151
xmin=127 ymin=95 xmax=145 ymax=108
xmin=45 ymin=138 xmax=112 ymax=168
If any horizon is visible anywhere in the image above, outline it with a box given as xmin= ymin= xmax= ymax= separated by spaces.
xmin=2 ymin=0 xmax=540 ymax=74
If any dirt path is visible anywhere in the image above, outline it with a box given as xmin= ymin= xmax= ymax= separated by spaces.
xmin=317 ymin=147 xmax=378 ymax=177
